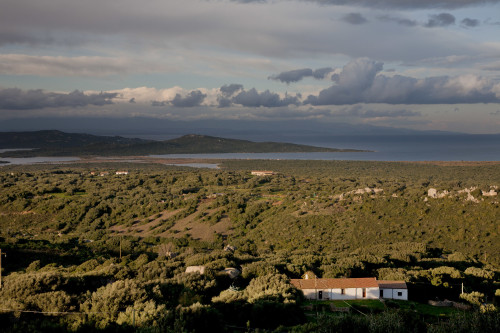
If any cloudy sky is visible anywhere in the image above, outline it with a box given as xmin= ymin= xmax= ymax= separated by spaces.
xmin=1 ymin=0 xmax=500 ymax=135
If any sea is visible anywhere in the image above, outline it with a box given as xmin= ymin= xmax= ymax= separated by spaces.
xmin=151 ymin=134 xmax=500 ymax=162
xmin=1 ymin=134 xmax=499 ymax=165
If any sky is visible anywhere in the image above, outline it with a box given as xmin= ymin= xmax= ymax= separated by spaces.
xmin=1 ymin=0 xmax=500 ymax=135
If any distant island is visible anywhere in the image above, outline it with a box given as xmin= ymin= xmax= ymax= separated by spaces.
xmin=0 ymin=130 xmax=370 ymax=157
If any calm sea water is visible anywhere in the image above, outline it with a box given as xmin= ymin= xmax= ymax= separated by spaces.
xmin=152 ymin=135 xmax=500 ymax=162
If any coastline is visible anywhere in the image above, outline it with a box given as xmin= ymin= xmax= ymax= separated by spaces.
xmin=2 ymin=155 xmax=500 ymax=167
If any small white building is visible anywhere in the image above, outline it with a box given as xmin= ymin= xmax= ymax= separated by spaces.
xmin=185 ymin=265 xmax=206 ymax=275
xmin=378 ymin=280 xmax=408 ymax=300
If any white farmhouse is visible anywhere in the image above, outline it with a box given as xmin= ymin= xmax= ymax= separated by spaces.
xmin=290 ymin=277 xmax=408 ymax=301
xmin=290 ymin=277 xmax=380 ymax=301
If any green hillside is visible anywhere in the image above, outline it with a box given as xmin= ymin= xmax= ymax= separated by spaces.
xmin=0 ymin=160 xmax=498 ymax=332
xmin=0 ymin=130 xmax=148 ymax=148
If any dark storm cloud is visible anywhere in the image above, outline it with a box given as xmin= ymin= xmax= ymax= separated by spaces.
xmin=313 ymin=67 xmax=334 ymax=79
xmin=425 ymin=13 xmax=456 ymax=27
xmin=217 ymin=98 xmax=233 ymax=108
xmin=220 ymin=84 xmax=244 ymax=97
xmin=269 ymin=69 xmax=313 ymax=83
xmin=342 ymin=13 xmax=368 ymax=25
xmin=171 ymin=90 xmax=207 ymax=107
xmin=218 ymin=84 xmax=244 ymax=107
xmin=231 ymin=0 xmax=500 ymax=10
xmin=0 ymin=88 xmax=116 ymax=110
xmin=232 ymin=88 xmax=300 ymax=107
xmin=304 ymin=58 xmax=500 ymax=105
xmin=377 ymin=15 xmax=417 ymax=27
xmin=269 ymin=67 xmax=333 ymax=83
xmin=461 ymin=18 xmax=480 ymax=27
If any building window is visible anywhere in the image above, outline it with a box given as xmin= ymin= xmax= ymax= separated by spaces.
xmin=341 ymin=289 xmax=345 ymax=295
xmin=397 ymin=291 xmax=403 ymax=297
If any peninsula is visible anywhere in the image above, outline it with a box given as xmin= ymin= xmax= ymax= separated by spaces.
xmin=0 ymin=130 xmax=370 ymax=157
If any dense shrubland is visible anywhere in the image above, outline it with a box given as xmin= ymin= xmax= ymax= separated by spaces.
xmin=0 ymin=160 xmax=498 ymax=331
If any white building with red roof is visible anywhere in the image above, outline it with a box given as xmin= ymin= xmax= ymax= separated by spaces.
xmin=290 ymin=276 xmax=407 ymax=301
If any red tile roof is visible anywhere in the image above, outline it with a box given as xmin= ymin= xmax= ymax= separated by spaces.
xmin=290 ymin=277 xmax=379 ymax=289
xmin=378 ymin=281 xmax=407 ymax=289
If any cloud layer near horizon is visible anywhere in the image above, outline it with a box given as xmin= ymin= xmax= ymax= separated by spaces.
xmin=2 ymin=58 xmax=500 ymax=111
xmin=0 ymin=88 xmax=116 ymax=110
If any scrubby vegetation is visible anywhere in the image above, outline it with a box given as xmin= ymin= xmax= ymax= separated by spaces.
xmin=0 ymin=160 xmax=498 ymax=332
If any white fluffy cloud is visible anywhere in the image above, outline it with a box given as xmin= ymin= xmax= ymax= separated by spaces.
xmin=305 ymin=58 xmax=500 ymax=105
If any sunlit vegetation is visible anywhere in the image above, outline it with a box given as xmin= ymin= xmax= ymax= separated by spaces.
xmin=0 ymin=160 xmax=498 ymax=331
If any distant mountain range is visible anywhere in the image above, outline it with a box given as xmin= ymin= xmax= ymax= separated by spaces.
xmin=0 ymin=130 xmax=367 ymax=157
xmin=0 ymin=117 xmax=464 ymax=144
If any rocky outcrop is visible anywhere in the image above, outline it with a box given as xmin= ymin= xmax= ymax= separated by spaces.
xmin=337 ymin=187 xmax=384 ymax=200
xmin=427 ymin=188 xmax=449 ymax=198
xmin=427 ymin=186 xmax=497 ymax=203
